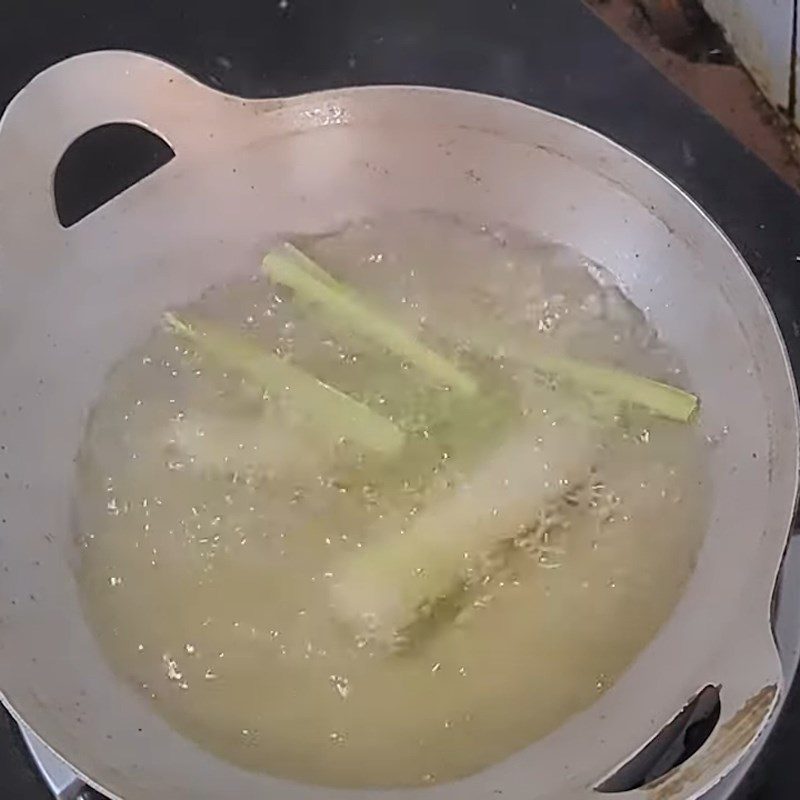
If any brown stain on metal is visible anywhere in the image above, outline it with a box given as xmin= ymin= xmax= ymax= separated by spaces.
xmin=646 ymin=685 xmax=777 ymax=800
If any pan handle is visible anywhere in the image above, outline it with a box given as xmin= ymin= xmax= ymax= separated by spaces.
xmin=586 ymin=604 xmax=783 ymax=800
xmin=0 ymin=50 xmax=227 ymax=235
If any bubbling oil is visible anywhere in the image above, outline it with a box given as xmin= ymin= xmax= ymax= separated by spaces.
xmin=76 ymin=213 xmax=709 ymax=787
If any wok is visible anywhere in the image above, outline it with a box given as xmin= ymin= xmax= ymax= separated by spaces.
xmin=0 ymin=50 xmax=797 ymax=800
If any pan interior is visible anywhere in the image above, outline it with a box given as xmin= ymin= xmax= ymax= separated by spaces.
xmin=75 ymin=210 xmax=711 ymax=788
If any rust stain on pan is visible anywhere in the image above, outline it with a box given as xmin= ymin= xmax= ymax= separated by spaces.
xmin=647 ymin=685 xmax=777 ymax=800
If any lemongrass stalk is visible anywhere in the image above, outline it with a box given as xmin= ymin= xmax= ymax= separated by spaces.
xmin=463 ymin=323 xmax=697 ymax=422
xmin=529 ymin=352 xmax=698 ymax=422
xmin=164 ymin=312 xmax=405 ymax=455
xmin=330 ymin=420 xmax=595 ymax=645
xmin=262 ymin=243 xmax=478 ymax=396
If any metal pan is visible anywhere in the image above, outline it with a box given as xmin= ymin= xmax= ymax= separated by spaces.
xmin=0 ymin=50 xmax=797 ymax=800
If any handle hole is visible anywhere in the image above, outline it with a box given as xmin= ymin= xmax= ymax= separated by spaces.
xmin=54 ymin=123 xmax=175 ymax=228
xmin=596 ymin=684 xmax=721 ymax=793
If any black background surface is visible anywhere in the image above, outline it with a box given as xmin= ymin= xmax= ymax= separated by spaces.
xmin=1 ymin=1 xmax=800 ymax=797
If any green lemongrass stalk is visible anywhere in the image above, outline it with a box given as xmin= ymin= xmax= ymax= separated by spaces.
xmin=462 ymin=322 xmax=698 ymax=422
xmin=528 ymin=352 xmax=698 ymax=422
xmin=163 ymin=312 xmax=405 ymax=455
xmin=330 ymin=420 xmax=596 ymax=645
xmin=262 ymin=243 xmax=478 ymax=396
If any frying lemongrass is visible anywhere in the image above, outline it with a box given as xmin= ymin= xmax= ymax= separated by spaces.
xmin=163 ymin=312 xmax=405 ymax=456
xmin=262 ymin=243 xmax=478 ymax=396
xmin=330 ymin=419 xmax=596 ymax=645
xmin=464 ymin=323 xmax=697 ymax=422
xmin=527 ymin=352 xmax=698 ymax=422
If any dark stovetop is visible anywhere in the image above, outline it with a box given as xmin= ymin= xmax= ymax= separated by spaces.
xmin=2 ymin=1 xmax=800 ymax=798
